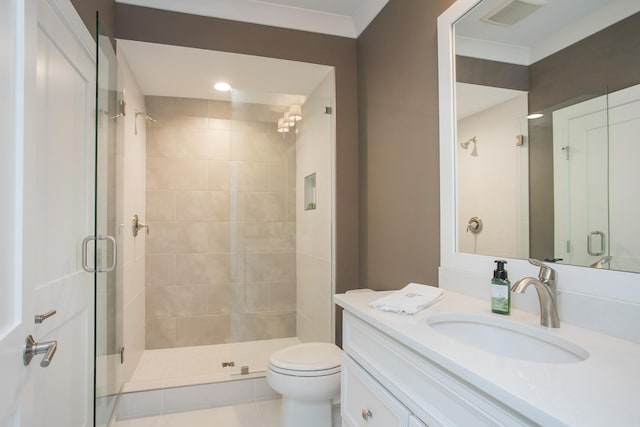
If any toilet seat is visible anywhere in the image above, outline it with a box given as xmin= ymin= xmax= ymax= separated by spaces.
xmin=269 ymin=343 xmax=342 ymax=377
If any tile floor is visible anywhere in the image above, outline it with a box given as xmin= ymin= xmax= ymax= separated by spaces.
xmin=115 ymin=338 xmax=346 ymax=426
xmin=113 ymin=399 xmax=281 ymax=427
xmin=113 ymin=399 xmax=341 ymax=427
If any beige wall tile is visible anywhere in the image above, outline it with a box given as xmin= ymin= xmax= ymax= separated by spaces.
xmin=208 ymin=222 xmax=231 ymax=252
xmin=269 ymin=282 xmax=297 ymax=311
xmin=146 ymin=190 xmax=176 ymax=221
xmin=239 ymin=223 xmax=269 ymax=251
xmin=208 ymin=160 xmax=230 ymax=191
xmin=146 ymin=317 xmax=177 ymax=349
xmin=230 ymin=283 xmax=246 ymax=314
xmin=146 ymin=96 xmax=207 ymax=117
xmin=175 ymin=253 xmax=232 ymax=285
xmin=207 ymin=285 xmax=232 ymax=314
xmin=235 ymin=161 xmax=268 ymax=192
xmin=230 ymin=130 xmax=283 ymax=162
xmin=268 ymin=161 xmax=286 ymax=191
xmin=176 ymin=315 xmax=231 ymax=346
xmin=231 ymin=312 xmax=296 ymax=341
xmin=244 ymin=283 xmax=269 ymax=312
xmin=146 ymin=285 xmax=208 ymax=318
xmin=146 ymin=127 xmax=178 ymax=158
xmin=286 ymin=190 xmax=296 ymax=222
xmin=207 ymin=100 xmax=231 ymax=119
xmin=245 ymin=252 xmax=295 ymax=282
xmin=241 ymin=192 xmax=286 ymax=222
xmin=146 ymin=254 xmax=176 ymax=287
xmin=149 ymin=113 xmax=208 ymax=129
xmin=208 ymin=118 xmax=231 ymax=131
xmin=144 ymin=96 xmax=308 ymax=349
xmin=175 ymin=191 xmax=230 ymax=222
xmin=177 ymin=128 xmax=230 ymax=160
xmin=268 ymin=222 xmax=296 ymax=250
xmin=146 ymin=158 xmax=208 ymax=190
xmin=146 ymin=222 xmax=209 ymax=254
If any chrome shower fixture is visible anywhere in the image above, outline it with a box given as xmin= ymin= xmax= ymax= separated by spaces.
xmin=460 ymin=136 xmax=478 ymax=149
xmin=134 ymin=110 xmax=157 ymax=135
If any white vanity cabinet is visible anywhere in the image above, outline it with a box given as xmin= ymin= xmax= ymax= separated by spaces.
xmin=409 ymin=416 xmax=428 ymax=427
xmin=341 ymin=312 xmax=534 ymax=427
xmin=341 ymin=355 xmax=411 ymax=426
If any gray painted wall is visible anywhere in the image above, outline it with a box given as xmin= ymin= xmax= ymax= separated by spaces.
xmin=357 ymin=0 xmax=455 ymax=290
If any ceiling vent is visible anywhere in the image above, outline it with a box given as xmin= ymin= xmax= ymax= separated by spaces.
xmin=481 ymin=0 xmax=546 ymax=26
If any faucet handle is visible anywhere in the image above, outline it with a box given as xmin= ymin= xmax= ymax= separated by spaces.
xmin=528 ymin=258 xmax=557 ymax=282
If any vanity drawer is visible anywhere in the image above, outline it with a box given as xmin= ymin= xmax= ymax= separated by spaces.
xmin=341 ymin=354 xmax=411 ymax=427
xmin=409 ymin=416 xmax=428 ymax=427
xmin=343 ymin=313 xmax=533 ymax=426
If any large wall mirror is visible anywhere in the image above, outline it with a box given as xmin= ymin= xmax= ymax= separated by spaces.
xmin=452 ymin=0 xmax=640 ymax=273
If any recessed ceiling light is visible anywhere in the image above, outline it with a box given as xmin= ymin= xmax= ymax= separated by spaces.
xmin=214 ymin=82 xmax=231 ymax=92
xmin=527 ymin=113 xmax=544 ymax=119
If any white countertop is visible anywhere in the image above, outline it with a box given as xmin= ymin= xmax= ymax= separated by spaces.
xmin=335 ymin=289 xmax=640 ymax=426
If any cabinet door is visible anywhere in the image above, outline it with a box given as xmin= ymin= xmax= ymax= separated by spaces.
xmin=342 ymin=355 xmax=411 ymax=427
xmin=409 ymin=415 xmax=429 ymax=427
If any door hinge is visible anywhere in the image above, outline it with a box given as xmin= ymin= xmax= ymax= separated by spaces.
xmin=324 ymin=106 xmax=332 ymax=115
xmin=120 ymin=347 xmax=125 ymax=364
xmin=566 ymin=240 xmax=571 ymax=253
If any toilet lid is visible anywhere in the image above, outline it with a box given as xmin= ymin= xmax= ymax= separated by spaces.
xmin=269 ymin=343 xmax=342 ymax=373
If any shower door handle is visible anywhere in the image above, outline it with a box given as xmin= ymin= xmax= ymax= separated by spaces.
xmin=82 ymin=235 xmax=117 ymax=273
xmin=587 ymin=231 xmax=606 ymax=256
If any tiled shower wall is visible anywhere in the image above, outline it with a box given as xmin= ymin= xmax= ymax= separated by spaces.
xmin=144 ymin=96 xmax=297 ymax=349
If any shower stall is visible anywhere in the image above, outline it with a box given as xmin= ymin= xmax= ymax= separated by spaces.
xmin=94 ymin=36 xmax=336 ymax=424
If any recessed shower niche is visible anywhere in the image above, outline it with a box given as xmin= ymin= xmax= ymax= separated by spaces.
xmin=305 ymin=173 xmax=317 ymax=210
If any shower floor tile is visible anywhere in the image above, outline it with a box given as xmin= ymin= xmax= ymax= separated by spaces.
xmin=125 ymin=337 xmax=300 ymax=392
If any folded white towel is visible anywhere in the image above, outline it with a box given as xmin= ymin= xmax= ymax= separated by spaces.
xmin=370 ymin=283 xmax=444 ymax=315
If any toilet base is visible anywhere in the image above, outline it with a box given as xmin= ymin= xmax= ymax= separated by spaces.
xmin=281 ymin=396 xmax=333 ymax=427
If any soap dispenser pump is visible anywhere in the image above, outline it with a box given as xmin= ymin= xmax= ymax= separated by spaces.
xmin=491 ymin=260 xmax=510 ymax=314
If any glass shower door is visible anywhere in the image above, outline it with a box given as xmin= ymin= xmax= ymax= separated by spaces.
xmin=228 ymin=88 xmax=335 ymax=374
xmin=227 ymin=91 xmax=300 ymax=376
xmin=94 ymin=15 xmax=124 ymax=427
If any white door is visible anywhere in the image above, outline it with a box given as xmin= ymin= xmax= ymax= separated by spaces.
xmin=553 ymin=95 xmax=609 ymax=267
xmin=553 ymin=84 xmax=640 ymax=271
xmin=0 ymin=0 xmax=96 ymax=425
xmin=607 ymin=86 xmax=640 ymax=272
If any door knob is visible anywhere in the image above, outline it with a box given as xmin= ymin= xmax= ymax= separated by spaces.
xmin=23 ymin=335 xmax=57 ymax=367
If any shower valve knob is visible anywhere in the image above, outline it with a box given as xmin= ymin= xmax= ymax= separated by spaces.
xmin=467 ymin=216 xmax=483 ymax=234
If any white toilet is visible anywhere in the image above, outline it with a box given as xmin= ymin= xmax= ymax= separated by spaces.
xmin=267 ymin=342 xmax=342 ymax=427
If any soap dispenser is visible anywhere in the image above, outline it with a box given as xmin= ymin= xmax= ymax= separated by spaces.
xmin=491 ymin=260 xmax=510 ymax=315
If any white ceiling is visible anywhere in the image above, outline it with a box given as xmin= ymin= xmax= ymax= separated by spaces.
xmin=115 ymin=0 xmax=390 ymax=38
xmin=455 ymin=0 xmax=640 ymax=65
xmin=456 ymin=83 xmax=525 ymax=120
xmin=116 ymin=0 xmax=390 ymax=104
xmin=118 ymin=39 xmax=333 ymax=105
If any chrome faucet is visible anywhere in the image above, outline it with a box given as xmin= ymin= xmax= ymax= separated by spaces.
xmin=512 ymin=258 xmax=560 ymax=328
xmin=590 ymin=255 xmax=612 ymax=269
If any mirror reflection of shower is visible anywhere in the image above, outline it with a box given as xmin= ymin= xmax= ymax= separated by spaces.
xmin=460 ymin=136 xmax=478 ymax=156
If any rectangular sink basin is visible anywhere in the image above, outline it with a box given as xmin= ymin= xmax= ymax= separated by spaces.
xmin=427 ymin=313 xmax=589 ymax=363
